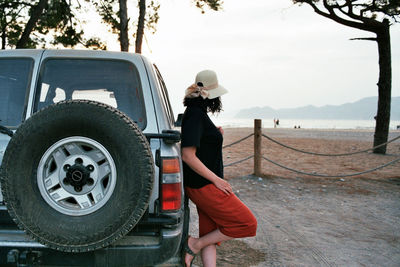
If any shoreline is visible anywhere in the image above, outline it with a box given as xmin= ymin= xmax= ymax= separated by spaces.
xmin=210 ymin=117 xmax=400 ymax=131
xmin=222 ymin=127 xmax=400 ymax=142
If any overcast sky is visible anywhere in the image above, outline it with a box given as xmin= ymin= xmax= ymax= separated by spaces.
xmin=99 ymin=0 xmax=400 ymax=118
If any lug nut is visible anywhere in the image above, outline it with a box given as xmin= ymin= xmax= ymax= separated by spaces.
xmin=87 ymin=165 xmax=94 ymax=172
xmin=63 ymin=164 xmax=71 ymax=171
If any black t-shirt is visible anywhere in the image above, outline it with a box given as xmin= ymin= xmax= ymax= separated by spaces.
xmin=181 ymin=103 xmax=224 ymax=189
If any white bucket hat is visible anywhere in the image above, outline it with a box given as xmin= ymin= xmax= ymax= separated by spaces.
xmin=185 ymin=70 xmax=228 ymax=99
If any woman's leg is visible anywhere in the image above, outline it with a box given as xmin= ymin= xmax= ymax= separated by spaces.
xmin=197 ymin=208 xmax=217 ymax=266
xmin=185 ymin=229 xmax=232 ymax=267
xmin=201 ymin=244 xmax=216 ymax=267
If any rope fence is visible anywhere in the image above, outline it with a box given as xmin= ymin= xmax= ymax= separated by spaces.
xmin=223 ymin=133 xmax=254 ymax=149
xmin=223 ymin=133 xmax=254 ymax=167
xmin=262 ymin=155 xmax=400 ymax=178
xmin=224 ymin=155 xmax=254 ymax=167
xmin=261 ymin=133 xmax=400 ymax=157
xmin=222 ymin=119 xmax=400 ymax=178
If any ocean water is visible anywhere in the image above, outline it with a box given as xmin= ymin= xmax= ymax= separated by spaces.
xmin=210 ymin=117 xmax=400 ymax=130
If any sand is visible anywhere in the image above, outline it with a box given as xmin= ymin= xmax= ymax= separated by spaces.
xmin=222 ymin=127 xmax=400 ymax=180
xmin=189 ymin=127 xmax=400 ymax=267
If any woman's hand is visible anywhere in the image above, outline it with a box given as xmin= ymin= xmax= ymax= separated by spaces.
xmin=213 ymin=177 xmax=232 ymax=195
xmin=182 ymin=147 xmax=231 ymax=195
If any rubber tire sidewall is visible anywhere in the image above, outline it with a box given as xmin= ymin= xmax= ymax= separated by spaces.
xmin=0 ymin=100 xmax=154 ymax=252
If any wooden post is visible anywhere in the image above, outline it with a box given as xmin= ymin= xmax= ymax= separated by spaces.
xmin=254 ymin=119 xmax=262 ymax=177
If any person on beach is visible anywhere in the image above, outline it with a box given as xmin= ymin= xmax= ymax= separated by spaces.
xmin=181 ymin=70 xmax=257 ymax=267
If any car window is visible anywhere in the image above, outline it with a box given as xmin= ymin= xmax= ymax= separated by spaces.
xmin=153 ymin=65 xmax=174 ymax=127
xmin=34 ymin=58 xmax=146 ymax=129
xmin=0 ymin=58 xmax=33 ymax=127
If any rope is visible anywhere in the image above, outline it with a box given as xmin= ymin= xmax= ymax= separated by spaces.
xmin=262 ymin=155 xmax=400 ymax=178
xmin=223 ymin=133 xmax=254 ymax=149
xmin=262 ymin=133 xmax=400 ymax=157
xmin=222 ymin=133 xmax=254 ymax=167
xmin=224 ymin=155 xmax=254 ymax=167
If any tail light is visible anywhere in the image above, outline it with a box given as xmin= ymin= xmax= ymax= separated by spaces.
xmin=160 ymin=157 xmax=182 ymax=211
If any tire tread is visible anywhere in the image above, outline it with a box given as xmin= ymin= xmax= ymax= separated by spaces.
xmin=0 ymin=100 xmax=154 ymax=252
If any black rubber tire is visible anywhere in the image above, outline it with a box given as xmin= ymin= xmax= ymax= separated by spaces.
xmin=0 ymin=100 xmax=154 ymax=252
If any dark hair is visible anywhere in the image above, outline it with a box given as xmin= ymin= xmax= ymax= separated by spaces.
xmin=183 ymin=96 xmax=223 ymax=114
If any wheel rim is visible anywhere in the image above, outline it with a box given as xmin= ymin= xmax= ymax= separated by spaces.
xmin=37 ymin=136 xmax=117 ymax=216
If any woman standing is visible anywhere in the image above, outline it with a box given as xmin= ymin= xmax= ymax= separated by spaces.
xmin=181 ymin=70 xmax=257 ymax=267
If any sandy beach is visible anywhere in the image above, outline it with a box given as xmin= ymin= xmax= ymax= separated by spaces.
xmin=189 ymin=127 xmax=400 ymax=267
xmin=222 ymin=127 xmax=400 ymax=180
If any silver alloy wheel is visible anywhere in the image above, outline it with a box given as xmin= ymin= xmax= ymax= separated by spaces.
xmin=37 ymin=136 xmax=117 ymax=216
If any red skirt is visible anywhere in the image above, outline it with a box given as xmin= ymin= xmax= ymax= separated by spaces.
xmin=185 ymin=184 xmax=257 ymax=238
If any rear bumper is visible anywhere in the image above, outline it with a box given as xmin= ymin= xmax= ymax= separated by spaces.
xmin=0 ymin=225 xmax=184 ymax=267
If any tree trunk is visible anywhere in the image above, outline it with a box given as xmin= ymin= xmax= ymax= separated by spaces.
xmin=16 ymin=0 xmax=47 ymax=48
xmin=135 ymin=0 xmax=146 ymax=54
xmin=373 ymin=19 xmax=392 ymax=154
xmin=1 ymin=27 xmax=6 ymax=49
xmin=119 ymin=0 xmax=129 ymax=51
xmin=1 ymin=5 xmax=7 ymax=49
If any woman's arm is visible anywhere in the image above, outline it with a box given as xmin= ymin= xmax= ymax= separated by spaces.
xmin=182 ymin=146 xmax=232 ymax=195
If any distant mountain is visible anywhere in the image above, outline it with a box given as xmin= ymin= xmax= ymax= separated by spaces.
xmin=236 ymin=96 xmax=400 ymax=120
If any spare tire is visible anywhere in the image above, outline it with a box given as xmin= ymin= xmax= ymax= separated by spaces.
xmin=0 ymin=100 xmax=154 ymax=252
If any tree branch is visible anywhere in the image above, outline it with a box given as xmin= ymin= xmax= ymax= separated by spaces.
xmin=322 ymin=0 xmax=365 ymax=28
xmin=16 ymin=0 xmax=47 ymax=48
xmin=297 ymin=0 xmax=382 ymax=33
xmin=349 ymin=37 xmax=377 ymax=41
